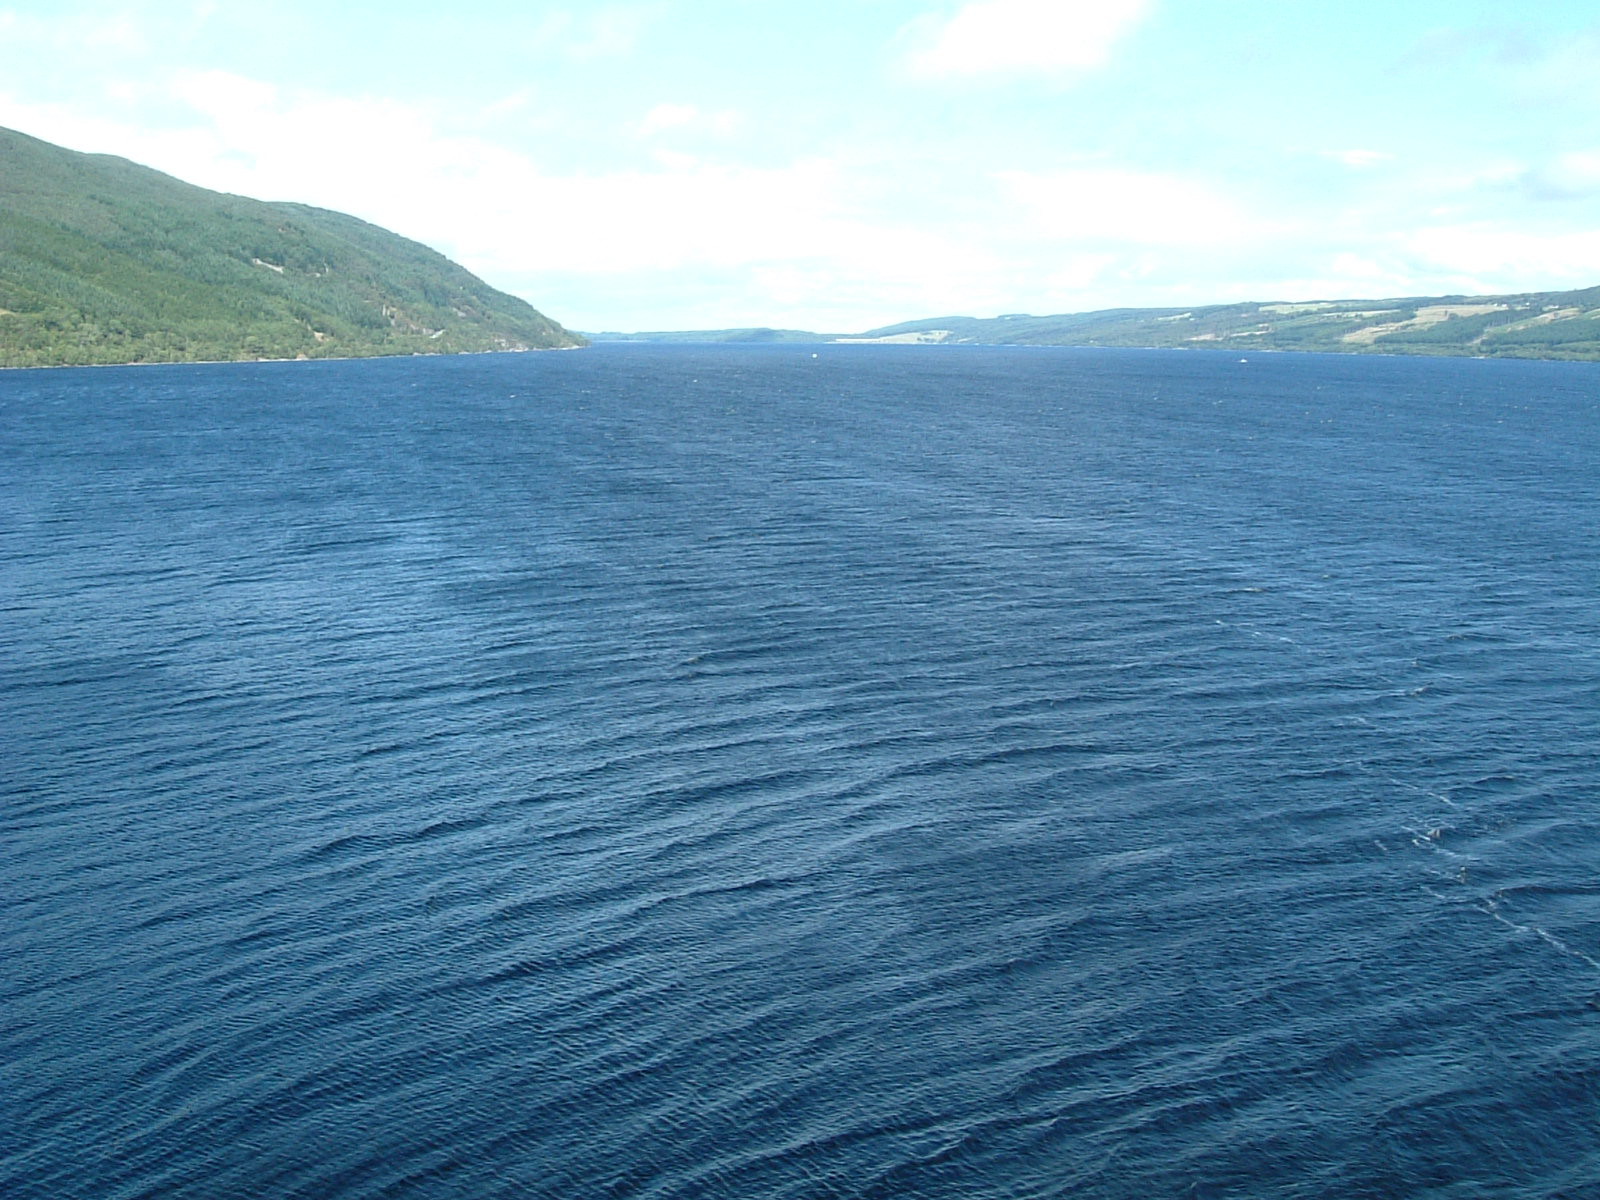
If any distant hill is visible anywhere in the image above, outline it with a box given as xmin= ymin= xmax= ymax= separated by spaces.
xmin=845 ymin=289 xmax=1600 ymax=360
xmin=586 ymin=327 xmax=831 ymax=344
xmin=0 ymin=126 xmax=582 ymax=368
xmin=604 ymin=288 xmax=1600 ymax=361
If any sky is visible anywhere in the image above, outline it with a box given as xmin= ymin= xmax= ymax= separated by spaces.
xmin=3 ymin=1 xmax=1600 ymax=333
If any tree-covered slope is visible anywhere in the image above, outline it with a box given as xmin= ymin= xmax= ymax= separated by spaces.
xmin=0 ymin=126 xmax=582 ymax=367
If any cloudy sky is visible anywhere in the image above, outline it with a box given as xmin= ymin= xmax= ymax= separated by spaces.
xmin=3 ymin=0 xmax=1600 ymax=332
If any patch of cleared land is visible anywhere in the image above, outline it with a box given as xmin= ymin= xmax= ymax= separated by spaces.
xmin=834 ymin=330 xmax=952 ymax=344
xmin=1516 ymin=306 xmax=1582 ymax=325
xmin=1188 ymin=328 xmax=1269 ymax=341
xmin=1342 ymin=303 xmax=1508 ymax=345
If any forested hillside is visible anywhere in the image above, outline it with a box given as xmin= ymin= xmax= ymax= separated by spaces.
xmin=0 ymin=126 xmax=581 ymax=367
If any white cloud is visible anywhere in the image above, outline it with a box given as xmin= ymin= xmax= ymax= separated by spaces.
xmin=638 ymin=102 xmax=699 ymax=136
xmin=1488 ymin=30 xmax=1600 ymax=108
xmin=1405 ymin=224 xmax=1600 ymax=288
xmin=168 ymin=70 xmax=281 ymax=143
xmin=0 ymin=6 xmax=150 ymax=53
xmin=1321 ymin=149 xmax=1395 ymax=170
xmin=903 ymin=0 xmax=1150 ymax=79
xmin=528 ymin=6 xmax=654 ymax=61
xmin=995 ymin=167 xmax=1254 ymax=246
xmin=481 ymin=88 xmax=538 ymax=120
xmin=1521 ymin=149 xmax=1600 ymax=200
xmin=636 ymin=102 xmax=741 ymax=140
xmin=1035 ymin=253 xmax=1120 ymax=293
xmin=454 ymin=158 xmax=854 ymax=275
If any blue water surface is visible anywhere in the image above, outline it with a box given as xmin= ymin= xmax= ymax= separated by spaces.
xmin=3 ymin=344 xmax=1599 ymax=1199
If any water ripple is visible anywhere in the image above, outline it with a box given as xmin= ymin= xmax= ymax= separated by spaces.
xmin=4 ymin=347 xmax=1599 ymax=1199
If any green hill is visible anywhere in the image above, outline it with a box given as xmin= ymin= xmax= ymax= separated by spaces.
xmin=0 ymin=126 xmax=582 ymax=368
xmin=848 ymin=289 xmax=1600 ymax=360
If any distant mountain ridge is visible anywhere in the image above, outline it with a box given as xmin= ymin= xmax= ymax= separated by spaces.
xmin=587 ymin=326 xmax=827 ymax=344
xmin=847 ymin=291 xmax=1600 ymax=359
xmin=591 ymin=286 xmax=1600 ymax=361
xmin=0 ymin=126 xmax=581 ymax=368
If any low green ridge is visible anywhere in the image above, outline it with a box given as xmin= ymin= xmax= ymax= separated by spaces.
xmin=851 ymin=290 xmax=1600 ymax=360
xmin=0 ymin=126 xmax=582 ymax=368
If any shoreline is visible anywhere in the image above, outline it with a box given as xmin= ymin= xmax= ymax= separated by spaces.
xmin=0 ymin=344 xmax=586 ymax=372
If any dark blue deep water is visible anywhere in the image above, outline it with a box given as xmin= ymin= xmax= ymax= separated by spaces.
xmin=4 ymin=344 xmax=1599 ymax=1199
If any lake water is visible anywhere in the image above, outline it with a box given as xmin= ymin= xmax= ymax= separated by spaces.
xmin=4 ymin=344 xmax=1598 ymax=1199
